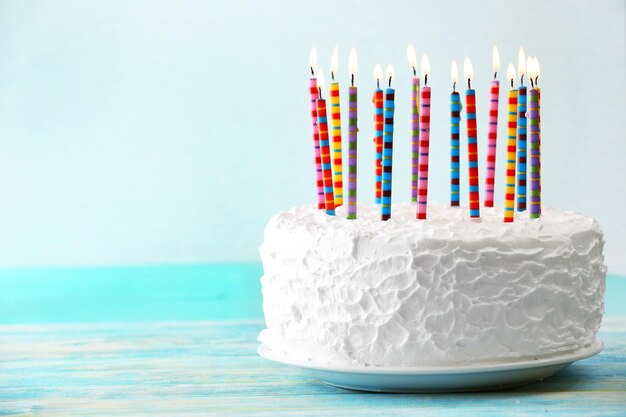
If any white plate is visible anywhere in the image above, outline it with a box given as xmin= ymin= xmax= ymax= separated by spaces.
xmin=258 ymin=339 xmax=603 ymax=393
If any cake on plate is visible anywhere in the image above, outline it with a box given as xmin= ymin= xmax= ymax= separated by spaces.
xmin=258 ymin=202 xmax=606 ymax=367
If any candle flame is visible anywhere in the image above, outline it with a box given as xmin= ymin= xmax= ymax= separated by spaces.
xmin=349 ymin=48 xmax=357 ymax=78
xmin=317 ymin=69 xmax=326 ymax=90
xmin=507 ymin=63 xmax=516 ymax=84
xmin=527 ymin=56 xmax=535 ymax=80
xmin=492 ymin=46 xmax=500 ymax=75
xmin=534 ymin=56 xmax=540 ymax=80
xmin=451 ymin=60 xmax=458 ymax=83
xmin=330 ymin=46 xmax=339 ymax=79
xmin=518 ymin=47 xmax=526 ymax=78
xmin=373 ymin=64 xmax=383 ymax=83
xmin=463 ymin=57 xmax=473 ymax=81
xmin=309 ymin=47 xmax=317 ymax=74
xmin=385 ymin=64 xmax=394 ymax=86
xmin=407 ymin=44 xmax=417 ymax=73
xmin=421 ymin=54 xmax=430 ymax=79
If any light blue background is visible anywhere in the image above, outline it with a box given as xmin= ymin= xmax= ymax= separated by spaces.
xmin=0 ymin=0 xmax=624 ymax=272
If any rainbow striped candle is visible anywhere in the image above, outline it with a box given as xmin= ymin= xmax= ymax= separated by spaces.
xmin=450 ymin=60 xmax=461 ymax=207
xmin=516 ymin=48 xmax=528 ymax=212
xmin=373 ymin=64 xmax=384 ymax=205
xmin=329 ymin=82 xmax=343 ymax=207
xmin=417 ymin=55 xmax=431 ymax=220
xmin=504 ymin=64 xmax=518 ymax=223
xmin=484 ymin=47 xmax=500 ymax=208
xmin=381 ymin=65 xmax=395 ymax=221
xmin=407 ymin=45 xmax=420 ymax=203
xmin=529 ymin=88 xmax=540 ymax=219
xmin=464 ymin=58 xmax=480 ymax=219
xmin=347 ymin=49 xmax=358 ymax=220
xmin=308 ymin=48 xmax=324 ymax=209
xmin=329 ymin=47 xmax=343 ymax=207
xmin=535 ymin=56 xmax=542 ymax=217
xmin=411 ymin=77 xmax=420 ymax=203
xmin=315 ymin=71 xmax=336 ymax=215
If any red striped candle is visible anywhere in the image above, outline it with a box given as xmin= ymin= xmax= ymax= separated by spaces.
xmin=464 ymin=58 xmax=480 ymax=219
xmin=316 ymin=70 xmax=336 ymax=215
xmin=373 ymin=64 xmax=384 ymax=204
xmin=417 ymin=55 xmax=431 ymax=220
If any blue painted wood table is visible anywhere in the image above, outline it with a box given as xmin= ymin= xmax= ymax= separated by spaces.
xmin=1 ymin=264 xmax=625 ymax=416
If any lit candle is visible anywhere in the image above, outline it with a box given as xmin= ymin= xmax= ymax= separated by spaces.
xmin=381 ymin=64 xmax=395 ymax=221
xmin=464 ymin=57 xmax=480 ymax=219
xmin=308 ymin=48 xmax=325 ymax=209
xmin=450 ymin=60 xmax=461 ymax=207
xmin=417 ymin=55 xmax=431 ymax=220
xmin=407 ymin=44 xmax=420 ymax=203
xmin=534 ymin=56 xmax=542 ymax=216
xmin=484 ymin=46 xmax=500 ymax=207
xmin=329 ymin=47 xmax=344 ymax=207
xmin=347 ymin=48 xmax=358 ymax=220
xmin=517 ymin=47 xmax=528 ymax=212
xmin=528 ymin=56 xmax=541 ymax=219
xmin=504 ymin=63 xmax=518 ymax=223
xmin=373 ymin=64 xmax=384 ymax=204
xmin=315 ymin=70 xmax=336 ymax=215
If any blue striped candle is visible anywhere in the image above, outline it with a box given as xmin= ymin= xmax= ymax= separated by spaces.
xmin=381 ymin=87 xmax=395 ymax=221
xmin=517 ymin=86 xmax=527 ymax=212
xmin=450 ymin=91 xmax=461 ymax=206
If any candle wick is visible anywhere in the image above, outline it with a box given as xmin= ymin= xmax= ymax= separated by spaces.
xmin=424 ymin=73 xmax=428 ymax=86
xmin=318 ymin=87 xmax=323 ymax=99
xmin=535 ymin=76 xmax=539 ymax=86
xmin=331 ymin=71 xmax=335 ymax=81
xmin=530 ymin=77 xmax=534 ymax=88
xmin=467 ymin=78 xmax=471 ymax=90
xmin=388 ymin=76 xmax=392 ymax=88
xmin=351 ymin=73 xmax=354 ymax=87
xmin=377 ymin=78 xmax=380 ymax=89
xmin=453 ymin=81 xmax=456 ymax=92
xmin=493 ymin=71 xmax=497 ymax=79
xmin=520 ymin=74 xmax=524 ymax=86
xmin=510 ymin=78 xmax=514 ymax=89
xmin=310 ymin=66 xmax=315 ymax=76
xmin=412 ymin=67 xmax=416 ymax=77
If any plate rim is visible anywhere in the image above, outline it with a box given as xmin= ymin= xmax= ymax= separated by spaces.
xmin=257 ymin=338 xmax=603 ymax=375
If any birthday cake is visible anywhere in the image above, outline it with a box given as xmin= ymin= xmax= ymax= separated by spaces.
xmin=258 ymin=202 xmax=606 ymax=367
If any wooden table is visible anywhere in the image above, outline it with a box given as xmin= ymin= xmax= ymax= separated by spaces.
xmin=1 ymin=265 xmax=625 ymax=416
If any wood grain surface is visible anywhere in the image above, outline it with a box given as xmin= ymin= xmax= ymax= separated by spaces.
xmin=1 ymin=318 xmax=625 ymax=416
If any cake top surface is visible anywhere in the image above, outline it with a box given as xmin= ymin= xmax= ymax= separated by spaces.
xmin=265 ymin=202 xmax=602 ymax=243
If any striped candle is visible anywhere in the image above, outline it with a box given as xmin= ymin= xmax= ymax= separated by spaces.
xmin=463 ymin=58 xmax=480 ymax=219
xmin=484 ymin=79 xmax=500 ymax=207
xmin=381 ymin=66 xmax=395 ymax=221
xmin=537 ymin=86 xmax=542 ymax=216
xmin=347 ymin=88 xmax=358 ymax=219
xmin=529 ymin=89 xmax=540 ymax=219
xmin=504 ymin=88 xmax=518 ymax=223
xmin=517 ymin=85 xmax=527 ymax=212
xmin=466 ymin=89 xmax=480 ymax=218
xmin=329 ymin=82 xmax=344 ymax=207
xmin=316 ymin=76 xmax=336 ymax=216
xmin=417 ymin=85 xmax=431 ymax=219
xmin=309 ymin=78 xmax=325 ymax=209
xmin=450 ymin=91 xmax=461 ymax=207
xmin=411 ymin=77 xmax=420 ymax=203
xmin=373 ymin=89 xmax=384 ymax=204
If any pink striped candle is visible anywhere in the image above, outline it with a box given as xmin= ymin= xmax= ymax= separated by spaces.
xmin=484 ymin=47 xmax=500 ymax=207
xmin=308 ymin=48 xmax=324 ymax=209
xmin=417 ymin=55 xmax=431 ymax=220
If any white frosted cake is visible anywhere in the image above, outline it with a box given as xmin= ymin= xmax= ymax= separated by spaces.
xmin=258 ymin=203 xmax=606 ymax=367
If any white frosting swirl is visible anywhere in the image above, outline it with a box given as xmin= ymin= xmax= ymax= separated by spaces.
xmin=258 ymin=203 xmax=606 ymax=367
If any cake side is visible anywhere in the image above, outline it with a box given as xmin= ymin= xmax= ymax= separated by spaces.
xmin=258 ymin=203 xmax=607 ymax=367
